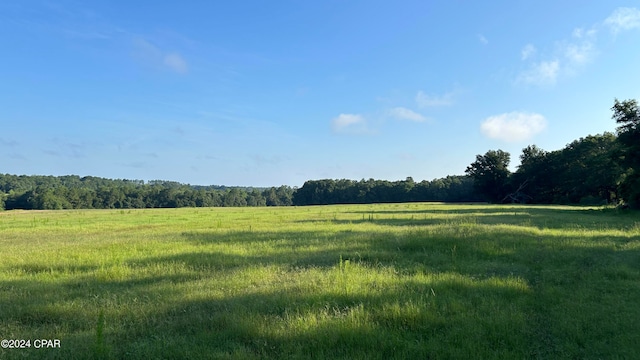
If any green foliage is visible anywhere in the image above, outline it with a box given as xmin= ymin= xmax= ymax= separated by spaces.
xmin=618 ymin=170 xmax=640 ymax=208
xmin=223 ymin=188 xmax=248 ymax=207
xmin=465 ymin=149 xmax=511 ymax=202
xmin=0 ymin=174 xmax=296 ymax=210
xmin=293 ymin=176 xmax=480 ymax=205
xmin=513 ymin=133 xmax=621 ymax=204
xmin=247 ymin=189 xmax=267 ymax=206
xmin=612 ymin=98 xmax=640 ymax=208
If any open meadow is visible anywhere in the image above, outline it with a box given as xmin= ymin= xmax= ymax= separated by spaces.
xmin=1 ymin=203 xmax=640 ymax=359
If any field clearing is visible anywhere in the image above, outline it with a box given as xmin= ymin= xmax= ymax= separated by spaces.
xmin=1 ymin=203 xmax=640 ymax=359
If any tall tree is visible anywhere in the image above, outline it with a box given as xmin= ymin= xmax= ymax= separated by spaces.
xmin=612 ymin=98 xmax=640 ymax=207
xmin=275 ymin=186 xmax=294 ymax=206
xmin=512 ymin=145 xmax=548 ymax=202
xmin=465 ymin=150 xmax=511 ymax=202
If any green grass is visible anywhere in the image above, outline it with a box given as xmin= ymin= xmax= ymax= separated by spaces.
xmin=1 ymin=203 xmax=639 ymax=359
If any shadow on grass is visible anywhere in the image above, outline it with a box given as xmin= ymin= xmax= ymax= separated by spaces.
xmin=139 ymin=279 xmax=532 ymax=359
xmin=169 ymin=225 xmax=640 ymax=277
xmin=3 ymin=220 xmax=640 ymax=358
xmin=0 ymin=270 xmax=199 ymax=359
xmin=345 ymin=205 xmax=597 ymax=215
xmin=307 ymin=206 xmax=640 ymax=231
xmin=175 ymin=230 xmax=382 ymax=267
xmin=0 ymin=269 xmax=533 ymax=359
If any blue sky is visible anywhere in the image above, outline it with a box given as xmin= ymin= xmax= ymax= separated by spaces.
xmin=2 ymin=1 xmax=640 ymax=187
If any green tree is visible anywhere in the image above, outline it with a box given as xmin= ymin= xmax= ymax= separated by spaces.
xmin=275 ymin=186 xmax=294 ymax=206
xmin=223 ymin=188 xmax=247 ymax=207
xmin=246 ymin=189 xmax=266 ymax=206
xmin=264 ymin=187 xmax=279 ymax=206
xmin=514 ymin=134 xmax=620 ymax=204
xmin=612 ymin=98 xmax=640 ymax=207
xmin=465 ymin=150 xmax=511 ymax=202
xmin=512 ymin=145 xmax=548 ymax=202
xmin=561 ymin=133 xmax=620 ymax=204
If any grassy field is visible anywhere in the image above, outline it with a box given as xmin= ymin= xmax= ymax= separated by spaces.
xmin=1 ymin=203 xmax=639 ymax=359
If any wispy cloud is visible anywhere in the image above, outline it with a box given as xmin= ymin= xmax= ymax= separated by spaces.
xmin=478 ymin=34 xmax=488 ymax=45
xmin=164 ymin=53 xmax=188 ymax=74
xmin=62 ymin=29 xmax=111 ymax=40
xmin=172 ymin=126 xmax=186 ymax=135
xmin=251 ymin=154 xmax=284 ymax=166
xmin=563 ymin=28 xmax=597 ymax=70
xmin=41 ymin=138 xmax=87 ymax=158
xmin=387 ymin=107 xmax=427 ymax=122
xmin=521 ymin=44 xmax=536 ymax=60
xmin=517 ymin=7 xmax=640 ymax=86
xmin=563 ymin=40 xmax=594 ymax=66
xmin=0 ymin=138 xmax=19 ymax=147
xmin=396 ymin=153 xmax=415 ymax=161
xmin=8 ymin=152 xmax=27 ymax=160
xmin=517 ymin=28 xmax=595 ymax=86
xmin=517 ymin=60 xmax=560 ymax=86
xmin=604 ymin=7 xmax=640 ymax=34
xmin=42 ymin=149 xmax=60 ymax=157
xmin=415 ymin=90 xmax=454 ymax=107
xmin=480 ymin=112 xmax=547 ymax=142
xmin=122 ymin=161 xmax=148 ymax=169
xmin=331 ymin=113 xmax=369 ymax=134
xmin=132 ymin=37 xmax=189 ymax=74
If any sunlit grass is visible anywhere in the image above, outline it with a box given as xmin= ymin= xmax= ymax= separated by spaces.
xmin=1 ymin=203 xmax=639 ymax=359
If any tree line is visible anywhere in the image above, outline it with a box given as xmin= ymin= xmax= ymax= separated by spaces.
xmin=0 ymin=173 xmax=481 ymax=210
xmin=465 ymin=99 xmax=640 ymax=208
xmin=292 ymin=176 xmax=482 ymax=205
xmin=0 ymin=175 xmax=294 ymax=210
xmin=2 ymin=99 xmax=639 ymax=210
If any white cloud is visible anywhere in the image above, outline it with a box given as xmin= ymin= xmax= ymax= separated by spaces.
xmin=132 ymin=37 xmax=160 ymax=58
xmin=480 ymin=112 xmax=547 ymax=142
xmin=331 ymin=113 xmax=368 ymax=134
xmin=521 ymin=44 xmax=536 ymax=60
xmin=563 ymin=41 xmax=594 ymax=66
xmin=572 ymin=27 xmax=597 ymax=39
xmin=132 ymin=37 xmax=188 ymax=74
xmin=415 ymin=90 xmax=454 ymax=107
xmin=478 ymin=34 xmax=488 ymax=45
xmin=517 ymin=60 xmax=560 ymax=86
xmin=563 ymin=27 xmax=597 ymax=68
xmin=517 ymin=31 xmax=595 ymax=86
xmin=605 ymin=7 xmax=640 ymax=34
xmin=517 ymin=21 xmax=601 ymax=87
xmin=387 ymin=107 xmax=426 ymax=122
xmin=164 ymin=53 xmax=188 ymax=73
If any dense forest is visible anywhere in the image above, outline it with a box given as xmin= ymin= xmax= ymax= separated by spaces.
xmin=0 ymin=176 xmax=295 ymax=210
xmin=2 ymin=99 xmax=639 ymax=210
xmin=292 ymin=176 xmax=481 ymax=205
xmin=0 ymin=173 xmax=479 ymax=210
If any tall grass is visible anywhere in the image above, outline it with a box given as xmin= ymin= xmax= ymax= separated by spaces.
xmin=1 ymin=204 xmax=639 ymax=359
